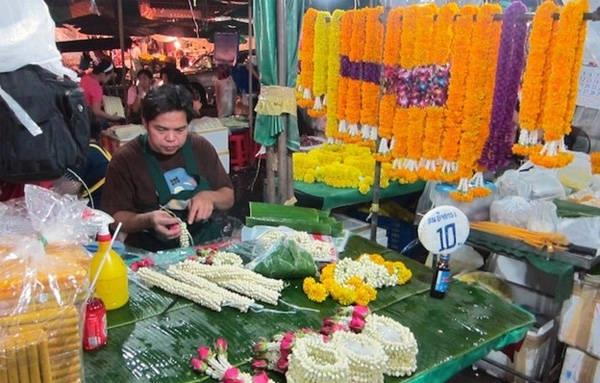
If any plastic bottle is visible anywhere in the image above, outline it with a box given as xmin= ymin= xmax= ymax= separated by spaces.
xmin=430 ymin=254 xmax=451 ymax=299
xmin=89 ymin=224 xmax=129 ymax=310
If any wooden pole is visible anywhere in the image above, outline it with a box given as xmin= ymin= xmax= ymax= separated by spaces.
xmin=276 ymin=0 xmax=289 ymax=203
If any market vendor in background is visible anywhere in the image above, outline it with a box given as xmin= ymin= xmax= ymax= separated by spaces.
xmin=101 ymin=84 xmax=234 ymax=251
xmin=126 ymin=68 xmax=154 ymax=124
xmin=80 ymin=58 xmax=126 ymax=138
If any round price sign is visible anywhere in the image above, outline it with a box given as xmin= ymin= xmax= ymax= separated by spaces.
xmin=418 ymin=206 xmax=470 ymax=255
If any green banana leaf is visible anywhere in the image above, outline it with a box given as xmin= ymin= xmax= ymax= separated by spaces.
xmin=84 ymin=236 xmax=534 ymax=383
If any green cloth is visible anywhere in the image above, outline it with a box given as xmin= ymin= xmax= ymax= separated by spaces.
xmin=294 ymin=180 xmax=426 ymax=211
xmin=467 ymin=229 xmax=575 ymax=302
xmin=253 ymin=0 xmax=303 ymax=150
xmin=84 ymin=236 xmax=534 ymax=383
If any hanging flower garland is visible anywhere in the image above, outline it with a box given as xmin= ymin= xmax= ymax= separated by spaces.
xmin=402 ymin=3 xmax=437 ymax=184
xmin=336 ymin=10 xmax=355 ymax=140
xmin=438 ymin=5 xmax=478 ymax=183
xmin=532 ymin=0 xmax=588 ymax=168
xmin=479 ymin=0 xmax=528 ymax=173
xmin=514 ymin=1 xmax=559 ymax=157
xmin=308 ymin=10 xmax=330 ymax=118
xmin=297 ymin=8 xmax=317 ymax=109
xmin=390 ymin=5 xmax=417 ymax=180
xmin=451 ymin=3 xmax=503 ymax=202
xmin=344 ymin=9 xmax=368 ymax=141
xmin=325 ymin=10 xmax=345 ymax=140
xmin=591 ymin=152 xmax=600 ymax=174
xmin=418 ymin=3 xmax=458 ymax=181
xmin=375 ymin=7 xmax=403 ymax=163
xmin=359 ymin=6 xmax=384 ymax=142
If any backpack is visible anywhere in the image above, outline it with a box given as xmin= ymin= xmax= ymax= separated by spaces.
xmin=0 ymin=64 xmax=90 ymax=182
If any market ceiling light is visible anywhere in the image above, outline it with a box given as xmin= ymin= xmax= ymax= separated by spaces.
xmin=139 ymin=0 xmax=202 ymax=20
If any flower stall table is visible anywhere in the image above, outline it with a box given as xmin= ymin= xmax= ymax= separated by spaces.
xmin=294 ymin=180 xmax=426 ymax=211
xmin=83 ymin=235 xmax=534 ymax=383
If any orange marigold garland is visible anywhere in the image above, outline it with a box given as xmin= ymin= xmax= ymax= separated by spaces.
xmin=359 ymin=6 xmax=384 ymax=142
xmin=375 ymin=7 xmax=403 ymax=163
xmin=308 ymin=10 xmax=330 ymax=118
xmin=403 ymin=4 xmax=437 ymax=184
xmin=419 ymin=3 xmax=458 ymax=181
xmin=325 ymin=10 xmax=344 ymax=140
xmin=335 ymin=10 xmax=355 ymax=140
xmin=344 ymin=9 xmax=367 ymax=141
xmin=451 ymin=3 xmax=502 ymax=202
xmin=297 ymin=8 xmax=317 ymax=109
xmin=532 ymin=0 xmax=588 ymax=168
xmin=514 ymin=1 xmax=559 ymax=157
xmin=439 ymin=5 xmax=478 ymax=183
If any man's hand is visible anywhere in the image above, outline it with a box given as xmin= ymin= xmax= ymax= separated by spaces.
xmin=149 ymin=210 xmax=181 ymax=240
xmin=187 ymin=192 xmax=215 ymax=225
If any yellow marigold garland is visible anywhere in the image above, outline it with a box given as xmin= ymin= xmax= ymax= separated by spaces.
xmin=533 ymin=0 xmax=588 ymax=168
xmin=302 ymin=254 xmax=412 ymax=306
xmin=439 ymin=5 xmax=478 ymax=183
xmin=376 ymin=7 xmax=403 ymax=163
xmin=419 ymin=3 xmax=458 ymax=181
xmin=308 ymin=10 xmax=330 ymax=118
xmin=359 ymin=6 xmax=384 ymax=142
xmin=325 ymin=10 xmax=344 ymax=139
xmin=514 ymin=1 xmax=559 ymax=157
xmin=451 ymin=3 xmax=502 ymax=202
xmin=335 ymin=10 xmax=355 ymax=140
xmin=297 ymin=8 xmax=317 ymax=109
xmin=345 ymin=9 xmax=367 ymax=140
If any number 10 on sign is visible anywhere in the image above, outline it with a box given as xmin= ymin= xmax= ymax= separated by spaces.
xmin=418 ymin=206 xmax=470 ymax=256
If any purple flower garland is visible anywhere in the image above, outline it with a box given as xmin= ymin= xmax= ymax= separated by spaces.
xmin=479 ymin=0 xmax=527 ymax=171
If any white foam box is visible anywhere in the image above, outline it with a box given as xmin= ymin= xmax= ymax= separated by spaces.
xmin=189 ymin=118 xmax=229 ymax=153
xmin=218 ymin=151 xmax=230 ymax=174
xmin=476 ymin=319 xmax=557 ymax=382
xmin=559 ymin=347 xmax=600 ymax=383
xmin=558 ymin=277 xmax=600 ymax=358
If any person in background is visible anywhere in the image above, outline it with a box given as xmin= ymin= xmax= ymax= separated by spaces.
xmin=214 ymin=65 xmax=236 ymax=118
xmin=126 ymin=68 xmax=154 ymax=124
xmin=188 ymin=82 xmax=208 ymax=117
xmin=80 ymin=58 xmax=126 ymax=138
xmin=101 ymin=84 xmax=234 ymax=251
xmin=176 ymin=49 xmax=189 ymax=70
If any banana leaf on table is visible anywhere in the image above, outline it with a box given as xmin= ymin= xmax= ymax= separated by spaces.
xmin=84 ymin=236 xmax=534 ymax=383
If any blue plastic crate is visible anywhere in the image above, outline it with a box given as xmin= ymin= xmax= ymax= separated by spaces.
xmin=345 ymin=210 xmax=418 ymax=253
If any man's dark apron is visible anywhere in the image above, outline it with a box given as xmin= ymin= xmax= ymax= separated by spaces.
xmin=138 ymin=135 xmax=222 ymax=251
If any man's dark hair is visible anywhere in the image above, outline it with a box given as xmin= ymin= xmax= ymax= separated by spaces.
xmin=141 ymin=84 xmax=195 ymax=123
xmin=136 ymin=68 xmax=153 ymax=80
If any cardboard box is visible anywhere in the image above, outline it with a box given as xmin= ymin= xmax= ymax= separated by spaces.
xmin=559 ymin=347 xmax=600 ymax=383
xmin=558 ymin=278 xmax=600 ymax=358
xmin=477 ymin=319 xmax=557 ymax=382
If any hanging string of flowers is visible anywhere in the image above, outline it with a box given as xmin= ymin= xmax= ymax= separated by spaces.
xmin=438 ymin=5 xmax=478 ymax=183
xmin=513 ymin=1 xmax=559 ymax=157
xmin=390 ymin=5 xmax=417 ymax=180
xmin=359 ymin=6 xmax=384 ymax=142
xmin=375 ymin=7 xmax=403 ymax=163
xmin=344 ymin=9 xmax=367 ymax=141
xmin=532 ymin=0 xmax=588 ymax=168
xmin=336 ymin=10 xmax=355 ymax=140
xmin=418 ymin=3 xmax=458 ymax=181
xmin=479 ymin=0 xmax=528 ymax=173
xmin=325 ymin=10 xmax=345 ymax=140
xmin=308 ymin=10 xmax=330 ymax=118
xmin=451 ymin=3 xmax=502 ymax=202
xmin=403 ymin=3 xmax=437 ymax=184
xmin=297 ymin=8 xmax=317 ymax=109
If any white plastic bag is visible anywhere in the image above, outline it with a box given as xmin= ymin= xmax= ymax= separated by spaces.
xmin=0 ymin=0 xmax=77 ymax=79
xmin=490 ymin=196 xmax=532 ymax=228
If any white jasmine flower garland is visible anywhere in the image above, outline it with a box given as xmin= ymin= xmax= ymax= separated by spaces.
xmin=286 ymin=333 xmax=350 ymax=383
xmin=330 ymin=331 xmax=388 ymax=383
